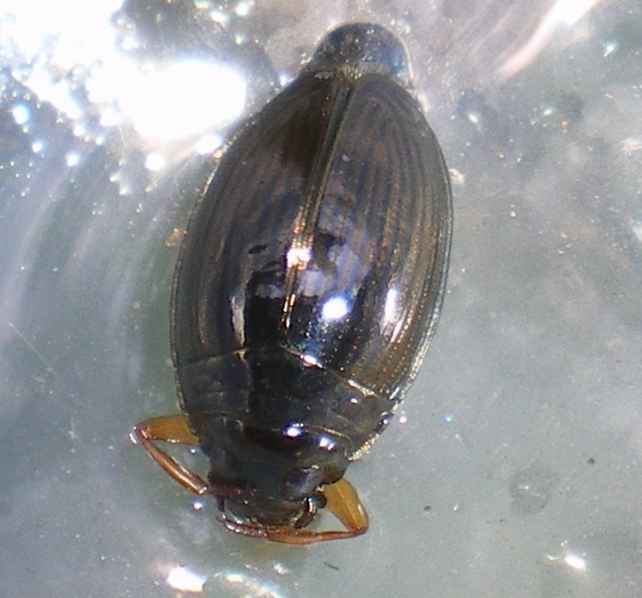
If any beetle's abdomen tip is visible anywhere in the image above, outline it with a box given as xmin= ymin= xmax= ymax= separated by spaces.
xmin=309 ymin=23 xmax=410 ymax=86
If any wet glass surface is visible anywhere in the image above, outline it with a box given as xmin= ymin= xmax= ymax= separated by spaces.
xmin=1 ymin=0 xmax=641 ymax=595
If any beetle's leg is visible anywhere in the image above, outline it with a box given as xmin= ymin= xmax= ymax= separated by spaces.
xmin=223 ymin=477 xmax=369 ymax=545
xmin=322 ymin=477 xmax=369 ymax=536
xmin=132 ymin=415 xmax=209 ymax=495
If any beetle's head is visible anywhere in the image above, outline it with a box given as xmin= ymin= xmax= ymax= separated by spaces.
xmin=308 ymin=22 xmax=410 ymax=87
xmin=203 ymin=419 xmax=350 ymax=529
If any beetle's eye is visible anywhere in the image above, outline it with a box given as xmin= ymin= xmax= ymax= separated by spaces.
xmin=282 ymin=466 xmax=324 ymax=501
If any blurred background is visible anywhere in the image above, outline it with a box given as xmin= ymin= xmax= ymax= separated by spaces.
xmin=1 ymin=0 xmax=641 ymax=595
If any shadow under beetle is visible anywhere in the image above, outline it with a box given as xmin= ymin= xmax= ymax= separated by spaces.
xmin=133 ymin=22 xmax=452 ymax=544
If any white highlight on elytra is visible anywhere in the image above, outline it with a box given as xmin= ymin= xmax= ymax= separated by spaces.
xmin=383 ymin=287 xmax=399 ymax=325
xmin=286 ymin=246 xmax=311 ymax=268
xmin=321 ymin=295 xmax=349 ymax=321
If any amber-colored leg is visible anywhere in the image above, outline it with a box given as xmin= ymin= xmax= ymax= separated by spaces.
xmin=132 ymin=415 xmax=210 ymax=495
xmin=224 ymin=477 xmax=369 ymax=545
xmin=323 ymin=477 xmax=369 ymax=536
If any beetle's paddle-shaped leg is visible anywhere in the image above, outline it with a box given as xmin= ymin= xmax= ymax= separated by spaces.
xmin=224 ymin=478 xmax=369 ymax=545
xmin=132 ymin=415 xmax=210 ymax=495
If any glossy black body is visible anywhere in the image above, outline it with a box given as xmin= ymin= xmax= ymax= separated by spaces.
xmin=172 ymin=23 xmax=452 ymax=528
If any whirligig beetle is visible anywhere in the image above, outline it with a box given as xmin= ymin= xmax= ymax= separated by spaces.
xmin=133 ymin=22 xmax=452 ymax=544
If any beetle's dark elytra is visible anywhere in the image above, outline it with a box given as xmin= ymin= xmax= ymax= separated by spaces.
xmin=133 ymin=22 xmax=452 ymax=544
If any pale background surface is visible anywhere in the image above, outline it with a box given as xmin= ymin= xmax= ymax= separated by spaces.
xmin=1 ymin=0 xmax=641 ymax=596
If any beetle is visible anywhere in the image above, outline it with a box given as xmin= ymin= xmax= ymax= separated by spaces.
xmin=133 ymin=22 xmax=452 ymax=544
